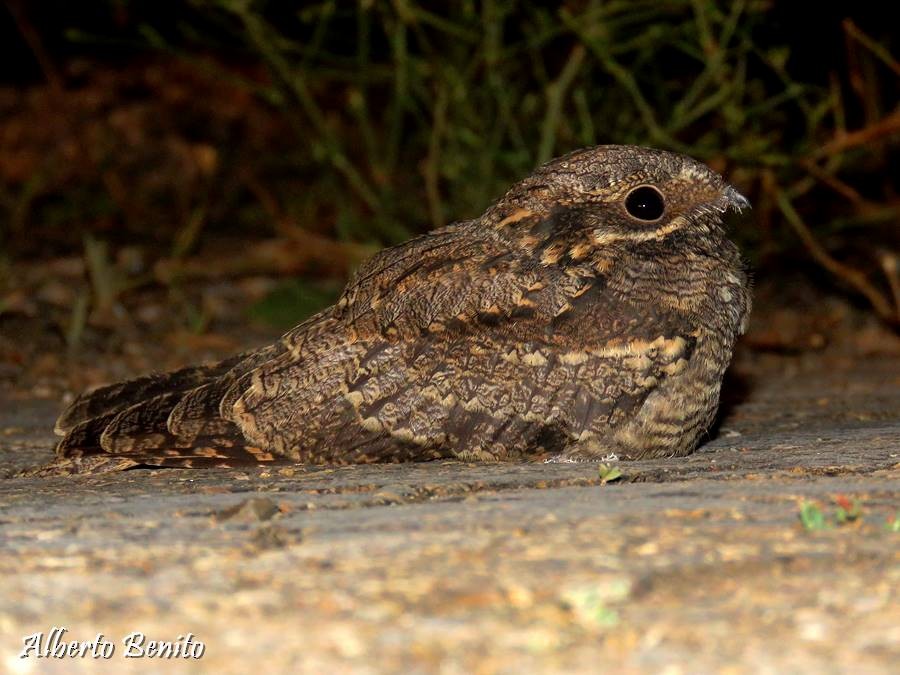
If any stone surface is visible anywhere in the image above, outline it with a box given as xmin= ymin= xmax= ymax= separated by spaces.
xmin=0 ymin=352 xmax=898 ymax=673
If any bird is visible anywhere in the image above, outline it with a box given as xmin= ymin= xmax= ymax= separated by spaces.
xmin=42 ymin=144 xmax=751 ymax=475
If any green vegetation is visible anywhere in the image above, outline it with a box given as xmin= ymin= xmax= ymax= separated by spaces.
xmin=1 ymin=2 xmax=898 ymax=327
xmin=798 ymin=495 xmax=869 ymax=532
xmin=597 ymin=463 xmax=623 ymax=485
xmin=799 ymin=501 xmax=828 ymax=531
xmin=247 ymin=279 xmax=342 ymax=329
xmin=885 ymin=512 xmax=900 ymax=533
xmin=560 ymin=578 xmax=632 ymax=629
xmin=833 ymin=494 xmax=863 ymax=525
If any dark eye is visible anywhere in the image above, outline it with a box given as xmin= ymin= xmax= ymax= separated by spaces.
xmin=625 ymin=185 xmax=665 ymax=221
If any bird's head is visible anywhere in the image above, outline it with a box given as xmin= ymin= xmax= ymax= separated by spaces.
xmin=487 ymin=145 xmax=749 ymax=256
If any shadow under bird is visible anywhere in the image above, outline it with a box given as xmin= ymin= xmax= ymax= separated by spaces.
xmin=45 ymin=145 xmax=752 ymax=474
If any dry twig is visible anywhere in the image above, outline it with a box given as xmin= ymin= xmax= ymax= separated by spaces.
xmin=772 ymin=185 xmax=899 ymax=327
xmin=814 ymin=108 xmax=900 ymax=158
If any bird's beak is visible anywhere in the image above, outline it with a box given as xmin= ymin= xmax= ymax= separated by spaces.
xmin=723 ymin=185 xmax=751 ymax=212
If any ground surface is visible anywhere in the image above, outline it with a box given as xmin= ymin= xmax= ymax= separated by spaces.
xmin=0 ymin=348 xmax=898 ymax=674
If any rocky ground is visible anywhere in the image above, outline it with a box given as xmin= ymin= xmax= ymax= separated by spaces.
xmin=0 ymin=341 xmax=898 ymax=674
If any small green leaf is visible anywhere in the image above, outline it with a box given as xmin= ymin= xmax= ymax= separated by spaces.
xmin=598 ymin=463 xmax=623 ymax=484
xmin=799 ymin=501 xmax=828 ymax=531
xmin=561 ymin=580 xmax=630 ymax=629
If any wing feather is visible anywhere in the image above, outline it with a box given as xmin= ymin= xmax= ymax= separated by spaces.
xmin=54 ymin=356 xmax=241 ymax=435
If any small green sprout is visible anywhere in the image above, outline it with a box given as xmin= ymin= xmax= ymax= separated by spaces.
xmin=799 ymin=501 xmax=828 ymax=531
xmin=561 ymin=579 xmax=632 ymax=629
xmin=799 ymin=496 xmax=875 ymax=531
xmin=598 ymin=463 xmax=623 ymax=484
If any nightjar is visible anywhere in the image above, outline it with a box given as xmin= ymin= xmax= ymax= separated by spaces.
xmin=47 ymin=145 xmax=751 ymax=474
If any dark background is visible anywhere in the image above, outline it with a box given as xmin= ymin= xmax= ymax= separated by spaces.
xmin=1 ymin=1 xmax=898 ymax=393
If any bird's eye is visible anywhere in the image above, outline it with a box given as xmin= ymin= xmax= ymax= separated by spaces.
xmin=624 ymin=185 xmax=665 ymax=222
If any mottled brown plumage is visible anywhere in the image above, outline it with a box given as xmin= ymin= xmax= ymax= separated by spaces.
xmin=44 ymin=145 xmax=751 ymax=474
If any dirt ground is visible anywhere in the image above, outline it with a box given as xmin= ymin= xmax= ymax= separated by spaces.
xmin=0 ymin=327 xmax=898 ymax=674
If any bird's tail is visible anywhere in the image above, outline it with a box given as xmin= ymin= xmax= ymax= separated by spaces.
xmin=38 ymin=347 xmax=287 ymax=475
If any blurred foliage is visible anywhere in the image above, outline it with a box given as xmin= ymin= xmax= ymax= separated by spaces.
xmin=0 ymin=0 xmax=898 ymax=326
xmin=247 ymin=278 xmax=342 ymax=329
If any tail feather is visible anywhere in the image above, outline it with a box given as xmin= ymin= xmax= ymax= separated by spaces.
xmin=45 ymin=343 xmax=291 ymax=474
xmin=26 ymin=446 xmax=285 ymax=477
xmin=56 ymin=413 xmax=119 ymax=456
xmin=54 ymin=354 xmax=244 ymax=435
xmin=57 ymin=388 xmax=282 ymax=469
xmin=168 ymin=342 xmax=289 ymax=436
xmin=167 ymin=382 xmax=236 ymax=439
xmin=99 ymin=391 xmax=186 ymax=453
